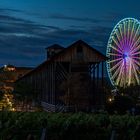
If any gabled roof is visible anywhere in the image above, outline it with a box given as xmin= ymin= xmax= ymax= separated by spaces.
xmin=16 ymin=40 xmax=108 ymax=81
xmin=51 ymin=40 xmax=107 ymax=60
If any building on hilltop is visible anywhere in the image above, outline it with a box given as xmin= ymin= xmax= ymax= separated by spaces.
xmin=0 ymin=65 xmax=33 ymax=90
xmin=0 ymin=65 xmax=33 ymax=110
xmin=16 ymin=40 xmax=108 ymax=112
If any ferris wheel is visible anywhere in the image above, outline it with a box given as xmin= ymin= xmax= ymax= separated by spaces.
xmin=106 ymin=18 xmax=140 ymax=87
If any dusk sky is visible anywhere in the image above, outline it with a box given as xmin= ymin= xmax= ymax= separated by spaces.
xmin=0 ymin=0 xmax=139 ymax=67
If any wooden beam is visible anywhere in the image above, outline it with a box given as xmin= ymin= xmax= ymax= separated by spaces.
xmin=102 ymin=62 xmax=104 ymax=87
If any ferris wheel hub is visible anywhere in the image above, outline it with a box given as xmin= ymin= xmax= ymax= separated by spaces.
xmin=122 ymin=53 xmax=128 ymax=59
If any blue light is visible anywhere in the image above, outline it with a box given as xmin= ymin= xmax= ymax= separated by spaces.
xmin=123 ymin=53 xmax=129 ymax=59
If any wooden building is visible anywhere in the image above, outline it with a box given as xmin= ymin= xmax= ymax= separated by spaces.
xmin=17 ymin=40 xmax=108 ymax=112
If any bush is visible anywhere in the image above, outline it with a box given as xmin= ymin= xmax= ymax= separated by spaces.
xmin=106 ymin=95 xmax=135 ymax=114
xmin=0 ymin=111 xmax=139 ymax=140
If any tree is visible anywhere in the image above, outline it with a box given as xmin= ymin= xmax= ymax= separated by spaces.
xmin=0 ymin=68 xmax=17 ymax=110
xmin=118 ymin=84 xmax=140 ymax=105
xmin=106 ymin=95 xmax=135 ymax=114
xmin=14 ymin=82 xmax=38 ymax=111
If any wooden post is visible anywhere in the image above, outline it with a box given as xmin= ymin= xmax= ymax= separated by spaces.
xmin=48 ymin=65 xmax=50 ymax=103
xmin=97 ymin=63 xmax=99 ymax=88
xmin=53 ymin=62 xmax=56 ymax=105
xmin=40 ymin=128 xmax=47 ymax=140
xmin=102 ymin=61 xmax=104 ymax=87
xmin=68 ymin=62 xmax=71 ymax=111
xmin=92 ymin=63 xmax=96 ymax=107
xmin=52 ymin=62 xmax=55 ymax=105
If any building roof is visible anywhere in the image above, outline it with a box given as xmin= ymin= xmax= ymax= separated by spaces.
xmin=16 ymin=40 xmax=108 ymax=82
xmin=53 ymin=40 xmax=107 ymax=60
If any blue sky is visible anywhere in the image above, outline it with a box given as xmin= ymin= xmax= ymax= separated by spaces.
xmin=0 ymin=0 xmax=139 ymax=67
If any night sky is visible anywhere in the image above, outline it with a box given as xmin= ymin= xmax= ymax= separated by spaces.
xmin=0 ymin=0 xmax=139 ymax=67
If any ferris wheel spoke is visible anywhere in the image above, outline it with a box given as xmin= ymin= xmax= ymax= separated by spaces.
xmin=129 ymin=21 xmax=135 ymax=47
xmin=108 ymin=52 xmax=122 ymax=57
xmin=132 ymin=56 xmax=140 ymax=60
xmin=132 ymin=62 xmax=140 ymax=84
xmin=128 ymin=20 xmax=134 ymax=49
xmin=111 ymin=63 xmax=122 ymax=80
xmin=132 ymin=62 xmax=139 ymax=84
xmin=131 ymin=46 xmax=140 ymax=55
xmin=132 ymin=51 xmax=140 ymax=57
xmin=130 ymin=37 xmax=140 ymax=53
xmin=123 ymin=20 xmax=128 ymax=46
xmin=131 ymin=41 xmax=140 ymax=53
xmin=128 ymin=58 xmax=132 ymax=85
xmin=115 ymin=30 xmax=124 ymax=48
xmin=118 ymin=25 xmax=125 ymax=46
xmin=107 ymin=57 xmax=122 ymax=64
xmin=131 ymin=23 xmax=140 ymax=43
xmin=110 ymin=59 xmax=123 ymax=72
xmin=133 ymin=59 xmax=140 ymax=68
xmin=112 ymin=36 xmax=123 ymax=52
xmin=127 ymin=20 xmax=131 ymax=47
xmin=125 ymin=21 xmax=129 ymax=47
xmin=130 ymin=25 xmax=140 ymax=50
xmin=116 ymin=61 xmax=124 ymax=85
xmin=110 ymin=44 xmax=123 ymax=54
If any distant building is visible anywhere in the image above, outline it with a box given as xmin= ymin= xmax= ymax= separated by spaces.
xmin=0 ymin=65 xmax=33 ymax=110
xmin=16 ymin=40 xmax=108 ymax=112
xmin=0 ymin=65 xmax=33 ymax=90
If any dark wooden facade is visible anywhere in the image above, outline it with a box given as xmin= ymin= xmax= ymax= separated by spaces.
xmin=17 ymin=40 xmax=108 ymax=112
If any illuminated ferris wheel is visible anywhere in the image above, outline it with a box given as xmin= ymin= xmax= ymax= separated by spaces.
xmin=106 ymin=18 xmax=140 ymax=87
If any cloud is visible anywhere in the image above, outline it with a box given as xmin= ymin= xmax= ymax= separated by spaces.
xmin=102 ymin=12 xmax=127 ymax=23
xmin=49 ymin=14 xmax=101 ymax=23
xmin=0 ymin=13 xmax=49 ymax=66
xmin=0 ymin=8 xmax=24 ymax=14
xmin=0 ymin=8 xmax=113 ymax=67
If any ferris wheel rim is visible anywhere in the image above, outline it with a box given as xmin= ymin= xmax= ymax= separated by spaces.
xmin=106 ymin=17 xmax=140 ymax=87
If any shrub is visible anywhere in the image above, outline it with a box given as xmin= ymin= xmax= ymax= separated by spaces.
xmin=0 ymin=111 xmax=139 ymax=140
